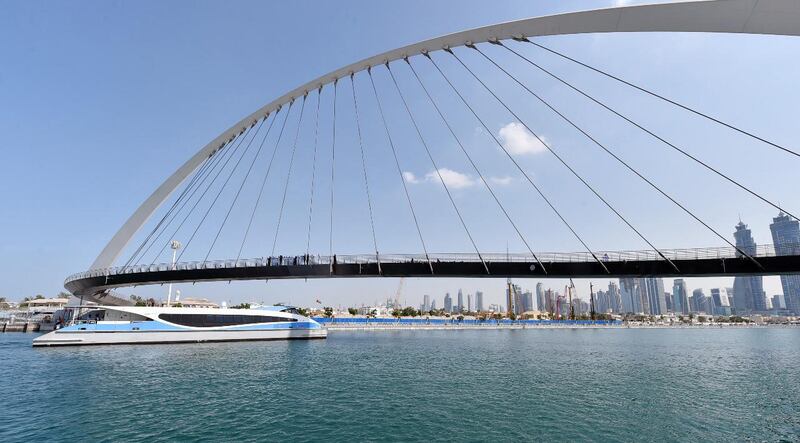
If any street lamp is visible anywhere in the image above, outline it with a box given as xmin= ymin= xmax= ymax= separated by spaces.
xmin=167 ymin=240 xmax=182 ymax=307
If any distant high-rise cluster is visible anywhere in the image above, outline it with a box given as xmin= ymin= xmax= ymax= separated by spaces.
xmin=417 ymin=213 xmax=798 ymax=317
xmin=770 ymin=212 xmax=800 ymax=314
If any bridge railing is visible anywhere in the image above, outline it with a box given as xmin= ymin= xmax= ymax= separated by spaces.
xmin=65 ymin=243 xmax=800 ymax=285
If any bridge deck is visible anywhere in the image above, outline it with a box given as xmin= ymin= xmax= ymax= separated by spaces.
xmin=65 ymin=246 xmax=800 ymax=296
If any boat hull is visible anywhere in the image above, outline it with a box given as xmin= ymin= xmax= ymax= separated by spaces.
xmin=33 ymin=327 xmax=327 ymax=347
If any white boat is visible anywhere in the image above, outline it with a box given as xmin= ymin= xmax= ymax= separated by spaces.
xmin=32 ymin=305 xmax=326 ymax=347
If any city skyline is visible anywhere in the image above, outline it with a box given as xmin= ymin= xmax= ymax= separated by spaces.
xmin=1 ymin=0 xmax=798 ymax=308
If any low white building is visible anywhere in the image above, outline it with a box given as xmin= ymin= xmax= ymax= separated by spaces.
xmin=22 ymin=297 xmax=69 ymax=314
xmin=178 ymin=298 xmax=219 ymax=308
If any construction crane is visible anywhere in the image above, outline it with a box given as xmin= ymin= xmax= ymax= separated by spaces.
xmin=394 ymin=277 xmax=405 ymax=309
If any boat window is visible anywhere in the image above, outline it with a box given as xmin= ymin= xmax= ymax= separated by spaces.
xmin=282 ymin=308 xmax=300 ymax=315
xmin=158 ymin=314 xmax=297 ymax=327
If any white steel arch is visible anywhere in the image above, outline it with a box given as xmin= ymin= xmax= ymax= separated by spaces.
xmin=92 ymin=0 xmax=800 ymax=269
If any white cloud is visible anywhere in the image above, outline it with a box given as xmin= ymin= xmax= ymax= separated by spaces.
xmin=489 ymin=176 xmax=513 ymax=186
xmin=402 ymin=171 xmax=420 ymax=184
xmin=425 ymin=168 xmax=475 ymax=189
xmin=497 ymin=122 xmax=548 ymax=155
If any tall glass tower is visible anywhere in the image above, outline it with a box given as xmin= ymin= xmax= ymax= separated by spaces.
xmin=643 ymin=278 xmax=666 ymax=316
xmin=733 ymin=221 xmax=766 ymax=312
xmin=672 ymin=279 xmax=690 ymax=315
xmin=770 ymin=212 xmax=800 ymax=314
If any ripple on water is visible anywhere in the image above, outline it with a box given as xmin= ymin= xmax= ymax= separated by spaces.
xmin=1 ymin=329 xmax=799 ymax=442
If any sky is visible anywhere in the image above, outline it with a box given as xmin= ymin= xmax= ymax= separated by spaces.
xmin=1 ymin=0 xmax=799 ymax=309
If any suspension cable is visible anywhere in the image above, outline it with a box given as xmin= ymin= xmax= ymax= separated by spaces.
xmin=236 ymin=102 xmax=294 ymax=263
xmin=522 ymin=39 xmax=800 ymax=159
xmin=367 ymin=67 xmax=433 ymax=273
xmin=350 ymin=73 xmax=381 ymax=269
xmin=487 ymin=43 xmax=764 ymax=268
xmin=428 ymin=52 xmax=604 ymax=273
xmin=204 ymin=112 xmax=276 ymax=262
xmin=306 ymin=87 xmax=322 ymax=257
xmin=272 ymin=94 xmax=308 ymax=257
xmin=503 ymin=42 xmax=797 ymax=222
xmin=385 ymin=62 xmax=489 ymax=274
xmin=470 ymin=47 xmax=687 ymax=272
xmin=177 ymin=121 xmax=261 ymax=263
xmin=405 ymin=56 xmax=545 ymax=274
xmin=454 ymin=49 xmax=637 ymax=273
xmin=150 ymin=124 xmax=251 ymax=265
xmin=121 ymin=146 xmax=216 ymax=269
xmin=329 ymin=80 xmax=338 ymax=264
xmin=466 ymin=45 xmax=681 ymax=271
xmin=134 ymin=139 xmax=231 ymax=267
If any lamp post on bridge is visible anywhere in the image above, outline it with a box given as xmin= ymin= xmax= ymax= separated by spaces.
xmin=167 ymin=240 xmax=181 ymax=307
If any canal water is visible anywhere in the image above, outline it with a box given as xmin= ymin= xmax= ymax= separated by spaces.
xmin=2 ymin=328 xmax=798 ymax=441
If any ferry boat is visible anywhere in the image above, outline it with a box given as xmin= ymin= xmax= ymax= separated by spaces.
xmin=32 ymin=305 xmax=326 ymax=347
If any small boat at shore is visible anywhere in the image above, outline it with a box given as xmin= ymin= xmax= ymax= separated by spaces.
xmin=33 ymin=305 xmax=326 ymax=347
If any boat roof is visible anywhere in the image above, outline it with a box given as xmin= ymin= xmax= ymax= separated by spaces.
xmin=252 ymin=305 xmax=294 ymax=311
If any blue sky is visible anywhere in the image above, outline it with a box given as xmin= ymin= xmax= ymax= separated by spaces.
xmin=1 ymin=0 xmax=798 ymax=308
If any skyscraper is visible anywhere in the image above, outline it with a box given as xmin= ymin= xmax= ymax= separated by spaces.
xmin=536 ymin=283 xmax=545 ymax=312
xmin=619 ymin=278 xmax=640 ymax=313
xmin=475 ymin=291 xmax=484 ymax=312
xmin=770 ymin=212 xmax=800 ymax=314
xmin=672 ymin=279 xmax=690 ymax=315
xmin=607 ymin=282 xmax=622 ymax=313
xmin=620 ymin=278 xmax=655 ymax=314
xmin=643 ymin=278 xmax=666 ymax=316
xmin=457 ymin=289 xmax=464 ymax=313
xmin=506 ymin=282 xmax=524 ymax=315
xmin=522 ymin=291 xmax=533 ymax=313
xmin=422 ymin=294 xmax=430 ymax=312
xmin=467 ymin=293 xmax=472 ymax=312
xmin=691 ymin=289 xmax=707 ymax=314
xmin=444 ymin=293 xmax=452 ymax=313
xmin=733 ymin=221 xmax=766 ymax=312
xmin=711 ymin=288 xmax=731 ymax=316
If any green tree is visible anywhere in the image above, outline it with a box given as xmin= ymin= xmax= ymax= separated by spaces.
xmin=347 ymin=307 xmax=358 ymax=316
xmin=297 ymin=308 xmax=310 ymax=317
xmin=401 ymin=306 xmax=417 ymax=317
xmin=323 ymin=307 xmax=334 ymax=318
xmin=231 ymin=303 xmax=250 ymax=309
xmin=130 ymin=294 xmax=145 ymax=305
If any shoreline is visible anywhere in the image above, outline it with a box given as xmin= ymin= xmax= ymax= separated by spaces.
xmin=325 ymin=323 xmax=799 ymax=331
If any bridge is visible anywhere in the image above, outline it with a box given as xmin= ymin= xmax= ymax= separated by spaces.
xmin=68 ymin=0 xmax=800 ymax=304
